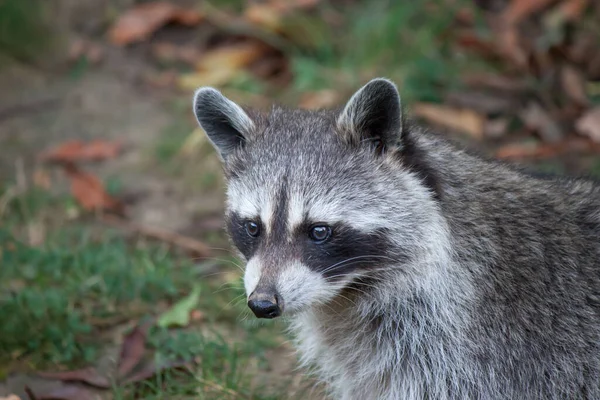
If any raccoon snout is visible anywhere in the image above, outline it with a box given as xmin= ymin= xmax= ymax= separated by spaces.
xmin=247 ymin=291 xmax=282 ymax=319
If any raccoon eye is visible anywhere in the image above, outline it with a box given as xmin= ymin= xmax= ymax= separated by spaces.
xmin=244 ymin=221 xmax=260 ymax=237
xmin=309 ymin=225 xmax=332 ymax=243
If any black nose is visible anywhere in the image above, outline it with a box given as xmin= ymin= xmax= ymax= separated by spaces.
xmin=248 ymin=297 xmax=281 ymax=319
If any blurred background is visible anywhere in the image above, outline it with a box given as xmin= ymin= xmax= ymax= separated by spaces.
xmin=1 ymin=0 xmax=599 ymax=398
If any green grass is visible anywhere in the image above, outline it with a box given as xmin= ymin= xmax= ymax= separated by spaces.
xmin=0 ymin=184 xmax=299 ymax=398
xmin=0 ymin=0 xmax=52 ymax=64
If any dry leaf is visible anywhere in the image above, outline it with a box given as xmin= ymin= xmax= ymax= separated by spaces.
xmin=109 ymin=2 xmax=204 ymax=46
xmin=519 ymin=102 xmax=564 ymax=143
xmin=63 ymin=164 xmax=123 ymax=213
xmin=413 ymin=103 xmax=485 ymax=139
xmin=37 ymin=368 xmax=110 ymax=389
xmin=178 ymin=42 xmax=268 ymax=89
xmin=560 ymin=65 xmax=589 ymax=106
xmin=118 ymin=323 xmax=150 ymax=378
xmin=576 ymin=106 xmax=600 ymax=143
xmin=39 ymin=140 xmax=122 ymax=163
xmin=244 ymin=0 xmax=320 ymax=32
xmin=299 ymin=90 xmax=340 ymax=109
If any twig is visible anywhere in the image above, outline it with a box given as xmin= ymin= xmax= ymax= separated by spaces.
xmin=101 ymin=215 xmax=211 ymax=257
xmin=24 ymin=385 xmax=39 ymax=400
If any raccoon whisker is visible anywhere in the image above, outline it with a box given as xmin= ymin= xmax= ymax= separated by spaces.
xmin=319 ymin=255 xmax=397 ymax=275
xmin=191 ymin=256 xmax=245 ymax=273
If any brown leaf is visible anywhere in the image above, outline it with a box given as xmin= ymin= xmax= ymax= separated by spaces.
xmin=178 ymin=42 xmax=269 ymax=89
xmin=299 ymin=90 xmax=340 ymax=110
xmin=519 ymin=102 xmax=564 ymax=143
xmin=117 ymin=323 xmax=150 ymax=378
xmin=63 ymin=164 xmax=123 ymax=213
xmin=560 ymin=65 xmax=589 ymax=106
xmin=39 ymin=140 xmax=122 ymax=163
xmin=413 ymin=103 xmax=486 ymax=139
xmin=244 ymin=0 xmax=320 ymax=32
xmin=109 ymin=2 xmax=204 ymax=46
xmin=36 ymin=368 xmax=110 ymax=389
xmin=576 ymin=106 xmax=600 ymax=143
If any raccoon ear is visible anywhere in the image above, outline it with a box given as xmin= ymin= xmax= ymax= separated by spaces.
xmin=193 ymin=88 xmax=255 ymax=161
xmin=337 ymin=78 xmax=402 ymax=152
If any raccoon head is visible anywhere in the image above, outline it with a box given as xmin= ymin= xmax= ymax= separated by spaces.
xmin=193 ymin=79 xmax=444 ymax=319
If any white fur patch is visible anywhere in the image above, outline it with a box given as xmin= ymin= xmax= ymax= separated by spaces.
xmin=277 ymin=261 xmax=332 ymax=313
xmin=244 ymin=257 xmax=262 ymax=296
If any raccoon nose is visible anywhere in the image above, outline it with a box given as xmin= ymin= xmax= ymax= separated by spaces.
xmin=247 ymin=292 xmax=281 ymax=319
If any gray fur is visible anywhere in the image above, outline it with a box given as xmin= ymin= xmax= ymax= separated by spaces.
xmin=193 ymin=79 xmax=600 ymax=399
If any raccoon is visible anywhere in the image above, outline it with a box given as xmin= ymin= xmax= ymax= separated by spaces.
xmin=192 ymin=78 xmax=600 ymax=400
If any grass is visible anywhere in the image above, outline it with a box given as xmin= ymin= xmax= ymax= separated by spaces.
xmin=0 ymin=183 xmax=299 ymax=399
xmin=0 ymin=0 xmax=52 ymax=65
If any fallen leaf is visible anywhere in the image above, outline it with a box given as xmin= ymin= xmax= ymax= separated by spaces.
xmin=576 ymin=106 xmax=600 ymax=143
xmin=299 ymin=90 xmax=340 ymax=110
xmin=157 ymin=285 xmax=201 ymax=328
xmin=195 ymin=42 xmax=268 ymax=73
xmin=39 ymin=140 xmax=122 ymax=163
xmin=244 ymin=0 xmax=320 ymax=32
xmin=519 ymin=102 xmax=564 ymax=143
xmin=63 ymin=164 xmax=123 ymax=213
xmin=413 ymin=103 xmax=486 ymax=139
xmin=109 ymin=2 xmax=204 ymax=46
xmin=37 ymin=368 xmax=110 ymax=389
xmin=117 ymin=323 xmax=151 ymax=378
xmin=560 ymin=65 xmax=589 ymax=106
xmin=178 ymin=42 xmax=269 ymax=89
